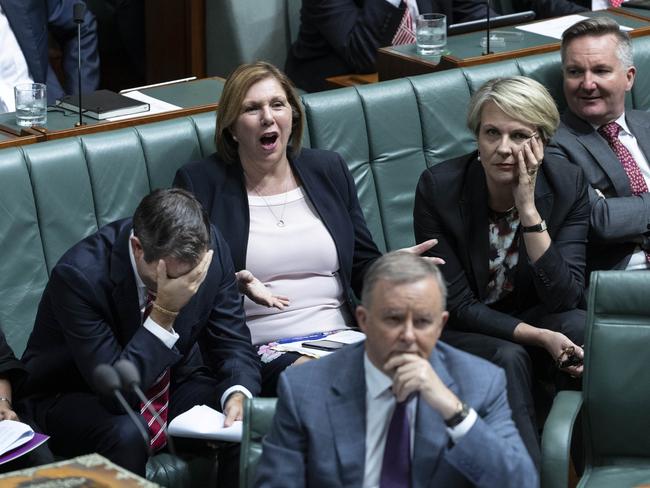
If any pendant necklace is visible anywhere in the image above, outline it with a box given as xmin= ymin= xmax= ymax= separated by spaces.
xmin=253 ymin=179 xmax=290 ymax=227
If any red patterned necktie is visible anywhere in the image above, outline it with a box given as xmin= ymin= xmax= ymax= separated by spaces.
xmin=141 ymin=291 xmax=170 ymax=451
xmin=610 ymin=0 xmax=623 ymax=7
xmin=598 ymin=121 xmax=650 ymax=263
xmin=392 ymin=1 xmax=416 ymax=45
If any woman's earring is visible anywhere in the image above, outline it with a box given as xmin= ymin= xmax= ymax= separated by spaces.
xmin=477 ymin=151 xmax=481 ymax=161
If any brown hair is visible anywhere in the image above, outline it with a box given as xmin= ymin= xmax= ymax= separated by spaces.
xmin=216 ymin=62 xmax=304 ymax=164
xmin=561 ymin=17 xmax=633 ymax=69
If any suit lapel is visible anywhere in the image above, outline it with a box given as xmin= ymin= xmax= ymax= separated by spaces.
xmin=564 ymin=111 xmax=632 ymax=196
xmin=460 ymin=158 xmax=490 ymax=299
xmin=327 ymin=345 xmax=367 ymax=487
xmin=412 ymin=348 xmax=456 ymax=488
xmin=214 ymin=161 xmax=249 ymax=271
xmin=109 ymin=224 xmax=143 ymax=345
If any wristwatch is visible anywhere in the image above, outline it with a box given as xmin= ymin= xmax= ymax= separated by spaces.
xmin=522 ymin=220 xmax=547 ymax=233
xmin=444 ymin=401 xmax=470 ymax=428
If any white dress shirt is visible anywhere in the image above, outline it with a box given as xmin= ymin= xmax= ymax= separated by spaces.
xmin=0 ymin=5 xmax=34 ymax=113
xmin=362 ymin=353 xmax=477 ymax=488
xmin=128 ymin=235 xmax=252 ymax=407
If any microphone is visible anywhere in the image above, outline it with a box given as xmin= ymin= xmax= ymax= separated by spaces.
xmin=73 ymin=3 xmax=86 ymax=127
xmin=114 ymin=359 xmax=176 ymax=455
xmin=93 ymin=363 xmax=152 ymax=456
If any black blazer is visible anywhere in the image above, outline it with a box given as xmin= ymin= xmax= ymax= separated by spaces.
xmin=21 ymin=218 xmax=260 ymax=411
xmin=286 ymin=0 xmax=495 ymax=92
xmin=414 ymin=152 xmax=589 ymax=340
xmin=173 ymin=148 xmax=382 ymax=314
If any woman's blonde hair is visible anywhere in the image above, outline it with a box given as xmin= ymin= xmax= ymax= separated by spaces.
xmin=216 ymin=62 xmax=304 ymax=163
xmin=467 ymin=76 xmax=560 ymax=143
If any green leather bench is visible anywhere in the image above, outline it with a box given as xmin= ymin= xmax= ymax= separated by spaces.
xmin=2 ymin=33 xmax=650 ymax=485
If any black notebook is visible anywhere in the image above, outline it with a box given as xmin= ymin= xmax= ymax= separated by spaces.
xmin=57 ymin=89 xmax=150 ymax=120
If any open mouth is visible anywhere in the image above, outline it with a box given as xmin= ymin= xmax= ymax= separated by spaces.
xmin=260 ymin=132 xmax=278 ymax=149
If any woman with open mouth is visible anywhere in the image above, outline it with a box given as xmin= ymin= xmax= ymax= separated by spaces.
xmin=175 ymin=62 xmax=440 ymax=396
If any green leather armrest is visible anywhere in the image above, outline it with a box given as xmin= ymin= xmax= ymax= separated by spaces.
xmin=240 ymin=397 xmax=278 ymax=488
xmin=541 ymin=390 xmax=583 ymax=488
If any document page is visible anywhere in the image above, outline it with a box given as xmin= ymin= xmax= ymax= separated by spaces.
xmin=516 ymin=14 xmax=632 ymax=39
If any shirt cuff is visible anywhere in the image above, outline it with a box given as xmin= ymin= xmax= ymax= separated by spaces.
xmin=385 ymin=0 xmax=402 ymax=7
xmin=143 ymin=317 xmax=180 ymax=349
xmin=446 ymin=408 xmax=478 ymax=443
xmin=220 ymin=385 xmax=253 ymax=410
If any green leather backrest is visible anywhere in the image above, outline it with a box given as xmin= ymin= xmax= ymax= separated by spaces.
xmin=0 ymin=112 xmax=216 ymax=355
xmin=240 ymin=397 xmax=278 ymax=488
xmin=205 ymin=0 xmax=301 ymax=78
xmin=582 ymin=271 xmax=650 ymax=464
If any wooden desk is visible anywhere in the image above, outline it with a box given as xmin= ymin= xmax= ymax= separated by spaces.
xmin=0 ymin=77 xmax=224 ymax=149
xmin=378 ymin=10 xmax=650 ymax=81
xmin=326 ymin=73 xmax=379 ymax=89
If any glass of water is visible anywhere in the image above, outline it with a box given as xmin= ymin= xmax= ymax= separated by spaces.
xmin=14 ymin=83 xmax=47 ymax=127
xmin=416 ymin=13 xmax=446 ymax=56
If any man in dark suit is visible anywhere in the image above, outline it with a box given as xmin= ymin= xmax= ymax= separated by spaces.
xmin=0 ymin=0 xmax=100 ymax=109
xmin=21 ymin=189 xmax=260 ymax=483
xmin=546 ymin=17 xmax=650 ymax=274
xmin=255 ymin=252 xmax=537 ymax=488
xmin=285 ymin=0 xmax=495 ymax=92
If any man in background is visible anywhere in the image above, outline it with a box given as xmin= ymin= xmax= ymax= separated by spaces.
xmin=0 ymin=0 xmax=100 ymax=112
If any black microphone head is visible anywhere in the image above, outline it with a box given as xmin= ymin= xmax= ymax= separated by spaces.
xmin=114 ymin=359 xmax=141 ymax=389
xmin=73 ymin=3 xmax=85 ymax=23
xmin=93 ymin=363 xmax=122 ymax=396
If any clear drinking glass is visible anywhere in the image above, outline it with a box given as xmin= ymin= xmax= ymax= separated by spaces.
xmin=14 ymin=83 xmax=47 ymax=127
xmin=416 ymin=13 xmax=447 ymax=56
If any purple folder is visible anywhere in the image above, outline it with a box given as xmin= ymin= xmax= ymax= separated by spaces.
xmin=0 ymin=433 xmax=50 ymax=465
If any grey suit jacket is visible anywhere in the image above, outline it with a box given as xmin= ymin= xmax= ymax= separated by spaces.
xmin=546 ymin=110 xmax=650 ymax=272
xmin=254 ymin=341 xmax=538 ymax=488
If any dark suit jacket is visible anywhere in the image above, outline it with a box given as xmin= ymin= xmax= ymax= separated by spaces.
xmin=173 ymin=148 xmax=382 ymax=316
xmin=413 ymin=152 xmax=589 ymax=340
xmin=21 ymin=218 xmax=260 ymax=415
xmin=546 ymin=110 xmax=650 ymax=273
xmin=255 ymin=341 xmax=537 ymax=488
xmin=0 ymin=330 xmax=26 ymax=392
xmin=0 ymin=0 xmax=100 ymax=104
xmin=286 ymin=0 xmax=495 ymax=92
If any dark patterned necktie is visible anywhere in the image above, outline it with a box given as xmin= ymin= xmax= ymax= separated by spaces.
xmin=379 ymin=400 xmax=411 ymax=488
xmin=140 ymin=291 xmax=170 ymax=451
xmin=598 ymin=121 xmax=650 ymax=263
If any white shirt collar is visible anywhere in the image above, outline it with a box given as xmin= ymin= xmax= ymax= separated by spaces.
xmin=364 ymin=352 xmax=393 ymax=400
xmin=593 ymin=112 xmax=631 ymax=135
xmin=127 ymin=230 xmax=148 ymax=306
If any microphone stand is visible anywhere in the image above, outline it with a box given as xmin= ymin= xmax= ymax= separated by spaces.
xmin=114 ymin=359 xmax=176 ymax=456
xmin=73 ymin=3 xmax=86 ymax=127
xmin=483 ymin=0 xmax=493 ymax=55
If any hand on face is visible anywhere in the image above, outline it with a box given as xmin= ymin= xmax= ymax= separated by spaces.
xmin=154 ymin=250 xmax=213 ymax=313
xmin=511 ymin=134 xmax=544 ymax=212
xmin=384 ymin=353 xmax=459 ymax=416
xmin=235 ymin=269 xmax=290 ymax=310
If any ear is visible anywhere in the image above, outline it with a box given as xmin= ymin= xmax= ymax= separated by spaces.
xmin=356 ymin=305 xmax=369 ymax=334
xmin=625 ymin=65 xmax=636 ymax=92
xmin=130 ymin=236 xmax=144 ymax=259
xmin=433 ymin=311 xmax=449 ymax=343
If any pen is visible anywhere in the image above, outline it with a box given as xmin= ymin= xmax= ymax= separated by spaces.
xmin=276 ymin=332 xmax=329 ymax=344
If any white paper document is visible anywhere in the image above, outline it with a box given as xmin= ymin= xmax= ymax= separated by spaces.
xmin=107 ymin=91 xmax=181 ymax=121
xmin=168 ymin=405 xmax=242 ymax=442
xmin=516 ymin=15 xmax=633 ymax=40
xmin=0 ymin=420 xmax=34 ymax=456
xmin=273 ymin=330 xmax=366 ymax=358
